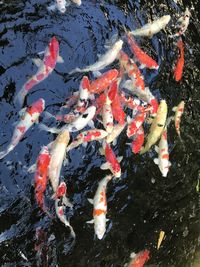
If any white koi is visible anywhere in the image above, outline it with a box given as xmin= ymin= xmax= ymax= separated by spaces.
xmin=86 ymin=175 xmax=112 ymax=240
xmin=170 ymin=8 xmax=191 ymax=37
xmin=140 ymin=100 xmax=168 ymax=154
xmin=130 ymin=15 xmax=171 ymax=37
xmin=69 ymin=39 xmax=123 ymax=74
xmin=48 ymin=130 xmax=70 ymax=192
xmin=0 ymin=98 xmax=45 ymax=159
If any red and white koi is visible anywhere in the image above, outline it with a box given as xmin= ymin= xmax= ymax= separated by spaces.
xmin=124 ymin=249 xmax=150 ymax=267
xmin=140 ymin=100 xmax=168 ymax=154
xmin=130 ymin=15 xmax=171 ymax=37
xmin=119 ymin=51 xmax=145 ymax=91
xmin=174 ymin=38 xmax=184 ymax=82
xmin=131 ymin=126 xmax=144 ymax=154
xmin=48 ymin=129 xmax=70 ymax=192
xmin=75 ymin=76 xmax=91 ymax=112
xmin=0 ymin=98 xmax=45 ymax=159
xmin=90 ymin=69 xmax=119 ymax=94
xmin=172 ymin=100 xmax=185 ymax=137
xmin=126 ymin=33 xmax=159 ymax=70
xmin=15 ymin=37 xmax=63 ymax=106
xmin=100 ymin=142 xmax=122 ymax=178
xmin=34 ymin=146 xmax=51 ymax=213
xmin=39 ymin=105 xmax=96 ymax=134
xmin=127 ymin=111 xmax=146 ymax=138
xmin=87 ymin=175 xmax=112 ymax=240
xmin=154 ymin=128 xmax=171 ymax=177
xmin=170 ymin=8 xmax=191 ymax=37
xmin=66 ymin=129 xmax=108 ymax=152
xmin=69 ymin=39 xmax=123 ymax=74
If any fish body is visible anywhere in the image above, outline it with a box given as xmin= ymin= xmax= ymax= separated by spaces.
xmin=48 ymin=130 xmax=70 ymax=192
xmin=34 ymin=146 xmax=51 ymax=212
xmin=130 ymin=15 xmax=171 ymax=37
xmin=125 ymin=250 xmax=150 ymax=267
xmin=154 ymin=128 xmax=171 ymax=177
xmin=66 ymin=129 xmax=108 ymax=151
xmin=127 ymin=111 xmax=146 ymax=138
xmin=69 ymin=39 xmax=123 ymax=74
xmin=126 ymin=34 xmax=159 ymax=70
xmin=174 ymin=38 xmax=184 ymax=82
xmin=172 ymin=100 xmax=185 ymax=137
xmin=100 ymin=142 xmax=122 ymax=178
xmin=171 ymin=8 xmax=191 ymax=37
xmin=0 ymin=98 xmax=45 ymax=159
xmin=106 ymin=123 xmax=126 ymax=144
xmin=90 ymin=69 xmax=118 ymax=94
xmin=119 ymin=51 xmax=145 ymax=91
xmin=15 ymin=37 xmax=63 ymax=106
xmin=140 ymin=100 xmax=168 ymax=154
xmin=87 ymin=175 xmax=112 ymax=239
xmin=75 ymin=76 xmax=90 ymax=112
xmin=131 ymin=126 xmax=144 ymax=154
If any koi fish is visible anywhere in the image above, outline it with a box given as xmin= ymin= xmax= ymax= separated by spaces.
xmin=170 ymin=8 xmax=191 ymax=37
xmin=0 ymin=98 xmax=45 ymax=159
xmin=66 ymin=129 xmax=108 ymax=152
xmin=127 ymin=111 xmax=146 ymax=138
xmin=87 ymin=175 xmax=112 ymax=240
xmin=130 ymin=15 xmax=171 ymax=37
xmin=140 ymin=100 xmax=168 ymax=154
xmin=174 ymin=38 xmax=184 ymax=82
xmin=111 ymin=81 xmax=126 ymax=125
xmin=39 ymin=106 xmax=96 ymax=134
xmin=89 ymin=69 xmax=119 ymax=94
xmin=48 ymin=129 xmax=70 ymax=192
xmin=15 ymin=37 xmax=63 ymax=106
xmin=125 ymin=249 xmax=150 ymax=267
xmin=131 ymin=126 xmax=144 ymax=154
xmin=34 ymin=146 xmax=51 ymax=213
xmin=100 ymin=142 xmax=122 ymax=178
xmin=48 ymin=0 xmax=69 ymax=13
xmin=69 ymin=39 xmax=123 ymax=74
xmin=154 ymin=128 xmax=171 ymax=177
xmin=126 ymin=33 xmax=159 ymax=70
xmin=172 ymin=100 xmax=185 ymax=137
xmin=106 ymin=123 xmax=126 ymax=145
xmin=119 ymin=51 xmax=145 ymax=91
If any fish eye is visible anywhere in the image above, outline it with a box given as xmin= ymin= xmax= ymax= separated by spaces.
xmin=157 ymin=123 xmax=163 ymax=127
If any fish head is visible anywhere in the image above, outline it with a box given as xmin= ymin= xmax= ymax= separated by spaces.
xmin=94 ymin=216 xmax=106 ymax=240
xmin=56 ymin=0 xmax=66 ymax=13
xmin=71 ymin=0 xmax=82 ymax=6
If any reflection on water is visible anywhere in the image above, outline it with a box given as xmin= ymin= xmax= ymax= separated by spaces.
xmin=0 ymin=0 xmax=200 ymax=266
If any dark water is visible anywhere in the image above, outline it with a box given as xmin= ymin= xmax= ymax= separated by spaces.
xmin=0 ymin=0 xmax=200 ymax=266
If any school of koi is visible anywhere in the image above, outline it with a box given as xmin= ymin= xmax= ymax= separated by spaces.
xmin=0 ymin=5 xmax=191 ymax=266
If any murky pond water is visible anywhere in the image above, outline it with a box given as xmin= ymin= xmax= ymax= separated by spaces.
xmin=0 ymin=0 xmax=200 ymax=266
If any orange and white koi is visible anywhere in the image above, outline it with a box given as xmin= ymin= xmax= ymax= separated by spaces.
xmin=174 ymin=38 xmax=184 ymax=82
xmin=15 ymin=37 xmax=63 ymax=106
xmin=69 ymin=39 xmax=123 ymax=74
xmin=48 ymin=130 xmax=70 ymax=192
xmin=87 ymin=175 xmax=112 ymax=240
xmin=127 ymin=111 xmax=146 ymax=138
xmin=124 ymin=249 xmax=150 ymax=267
xmin=66 ymin=129 xmax=108 ymax=152
xmin=119 ymin=50 xmax=145 ymax=91
xmin=34 ymin=146 xmax=51 ymax=213
xmin=90 ymin=69 xmax=118 ymax=94
xmin=40 ymin=105 xmax=96 ymax=134
xmin=130 ymin=15 xmax=171 ymax=37
xmin=170 ymin=8 xmax=191 ymax=37
xmin=100 ymin=142 xmax=122 ymax=178
xmin=172 ymin=100 xmax=185 ymax=137
xmin=154 ymin=127 xmax=171 ymax=177
xmin=106 ymin=123 xmax=126 ymax=145
xmin=0 ymin=98 xmax=45 ymax=159
xmin=140 ymin=100 xmax=168 ymax=154
xmin=131 ymin=126 xmax=144 ymax=154
xmin=126 ymin=33 xmax=159 ymax=70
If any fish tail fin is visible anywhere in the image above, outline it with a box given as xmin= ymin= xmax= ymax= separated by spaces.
xmin=38 ymin=123 xmax=61 ymax=134
xmin=0 ymin=146 xmax=13 ymax=160
xmin=14 ymin=87 xmax=27 ymax=107
xmin=43 ymin=111 xmax=56 ymax=120
xmin=68 ymin=67 xmax=82 ymax=75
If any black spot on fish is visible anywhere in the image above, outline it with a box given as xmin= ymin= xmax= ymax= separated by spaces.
xmin=157 ymin=124 xmax=164 ymax=127
xmin=82 ymin=113 xmax=89 ymax=119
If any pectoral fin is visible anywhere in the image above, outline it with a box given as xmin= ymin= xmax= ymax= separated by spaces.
xmin=172 ymin=106 xmax=177 ymax=112
xmin=32 ymin=58 xmax=43 ymax=67
xmin=88 ymin=198 xmax=94 ymax=204
xmin=154 ymin=158 xmax=159 ymax=165
xmin=57 ymin=55 xmax=64 ymax=63
xmin=117 ymin=156 xmax=123 ymax=163
xmin=100 ymin=162 xmax=110 ymax=170
xmin=86 ymin=219 xmax=94 ymax=224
